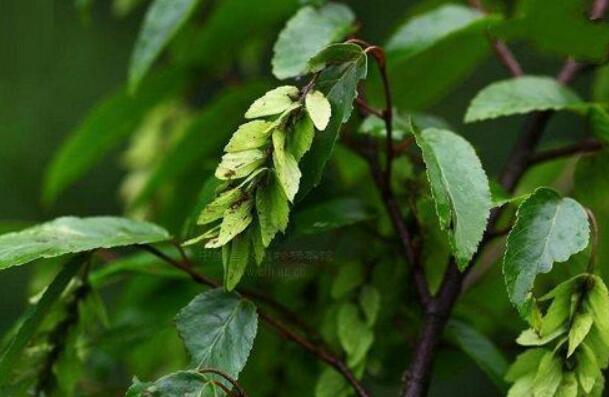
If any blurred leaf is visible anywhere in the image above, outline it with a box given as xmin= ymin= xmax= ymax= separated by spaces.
xmin=292 ymin=197 xmax=372 ymax=236
xmin=385 ymin=4 xmax=501 ymax=109
xmin=272 ymin=2 xmax=355 ymax=79
xmin=592 ymin=65 xmax=609 ymax=103
xmin=131 ymin=82 xmax=269 ymax=208
xmin=337 ymin=302 xmax=373 ymax=368
xmin=465 ymin=76 xmax=583 ymax=123
xmin=298 ymin=46 xmax=367 ymax=197
xmin=223 ymin=234 xmax=250 ymax=291
xmin=0 ymin=254 xmax=84 ymax=386
xmin=315 ymin=367 xmax=350 ymax=397
xmin=359 ymin=286 xmax=380 ymax=327
xmin=416 ymin=198 xmax=449 ymax=294
xmin=503 ymin=188 xmax=589 ymax=320
xmin=43 ymin=69 xmax=185 ymax=204
xmin=589 ymin=105 xmax=609 ymax=143
xmin=175 ymin=288 xmax=258 ymax=377
xmin=414 ymin=128 xmax=492 ymax=269
xmin=331 ymin=261 xmax=364 ymax=299
xmin=182 ymin=178 xmax=223 ymax=239
xmin=0 ymin=217 xmax=170 ymax=270
xmin=113 ymin=0 xmax=149 ymax=17
xmin=126 ymin=371 xmax=222 ymax=397
xmin=128 ymin=0 xmax=203 ymax=91
xmin=359 ymin=110 xmax=450 ymax=141
xmin=512 ymin=0 xmax=609 ymax=62
xmin=446 ymin=319 xmax=509 ymax=392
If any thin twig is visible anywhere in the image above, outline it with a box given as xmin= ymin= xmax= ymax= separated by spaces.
xmin=528 ymin=139 xmax=603 ymax=165
xmin=199 ymin=368 xmax=249 ymax=397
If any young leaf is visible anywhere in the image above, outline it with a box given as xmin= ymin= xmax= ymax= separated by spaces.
xmin=128 ymin=0 xmax=202 ymax=91
xmin=359 ymin=286 xmax=381 ymax=327
xmin=175 ymin=288 xmax=258 ymax=377
xmin=576 ymin=343 xmax=601 ymax=393
xmin=337 ymin=303 xmax=374 ymax=368
xmin=244 ymin=86 xmax=299 ymax=119
xmin=125 ymin=371 xmax=222 ymax=397
xmin=585 ymin=275 xmax=609 ymax=346
xmin=256 ymin=174 xmax=289 ymax=247
xmin=225 ymin=120 xmax=275 ymax=152
xmin=0 ymin=217 xmax=170 ymax=270
xmin=445 ymin=319 xmax=509 ymax=392
xmin=568 ymin=311 xmax=593 ymax=357
xmin=305 ymin=90 xmax=331 ymax=131
xmin=198 ymin=187 xmax=242 ymax=225
xmin=223 ymin=234 xmax=250 ymax=291
xmin=503 ymin=188 xmax=589 ymax=319
xmin=540 ymin=289 xmax=571 ymax=337
xmin=505 ymin=348 xmax=546 ymax=382
xmin=272 ymin=3 xmax=355 ymax=79
xmin=516 ymin=327 xmax=566 ymax=346
xmin=413 ymin=127 xmax=491 ymax=269
xmin=0 ymin=254 xmax=85 ymax=386
xmin=533 ymin=351 xmax=563 ymax=397
xmin=288 ymin=115 xmax=316 ymax=161
xmin=465 ymin=76 xmax=583 ymax=123
xmin=216 ymin=197 xmax=254 ymax=247
xmin=272 ymin=129 xmax=301 ymax=202
xmin=214 ymin=149 xmax=267 ymax=180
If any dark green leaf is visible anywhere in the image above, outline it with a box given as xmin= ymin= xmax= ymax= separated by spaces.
xmin=292 ymin=197 xmax=372 ymax=235
xmin=175 ymin=288 xmax=258 ymax=377
xmin=288 ymin=115 xmax=316 ymax=161
xmin=589 ymin=105 xmax=609 ymax=144
xmin=0 ymin=217 xmax=170 ymax=270
xmin=125 ymin=371 xmax=222 ymax=397
xmin=272 ymin=2 xmax=355 ymax=79
xmin=337 ymin=302 xmax=373 ymax=368
xmin=503 ymin=188 xmax=589 ymax=319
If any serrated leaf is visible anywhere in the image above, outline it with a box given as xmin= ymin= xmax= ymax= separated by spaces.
xmin=385 ymin=4 xmax=501 ymax=109
xmin=505 ymin=348 xmax=546 ymax=382
xmin=568 ymin=311 xmax=593 ymax=357
xmin=125 ymin=371 xmax=223 ymax=397
xmin=272 ymin=3 xmax=355 ymax=79
xmin=272 ymin=129 xmax=301 ymax=202
xmin=289 ymin=115 xmax=316 ymax=161
xmin=465 ymin=76 xmax=583 ymax=123
xmin=533 ymin=351 xmax=563 ymax=397
xmin=215 ymin=149 xmax=267 ymax=181
xmin=0 ymin=217 xmax=170 ymax=270
xmin=128 ymin=0 xmax=202 ymax=91
xmin=244 ymin=86 xmax=299 ymax=119
xmin=216 ymin=197 xmax=254 ymax=246
xmin=305 ymin=90 xmax=331 ymax=131
xmin=223 ymin=234 xmax=250 ymax=291
xmin=298 ymin=47 xmax=367 ymax=197
xmin=359 ymin=286 xmax=380 ymax=327
xmin=503 ymin=188 xmax=590 ymax=319
xmin=43 ymin=70 xmax=184 ymax=204
xmin=198 ymin=187 xmax=242 ymax=225
xmin=446 ymin=319 xmax=509 ymax=392
xmin=414 ymin=127 xmax=491 ymax=269
xmin=337 ymin=303 xmax=373 ymax=368
xmin=256 ymin=174 xmax=289 ymax=247
xmin=225 ymin=120 xmax=275 ymax=152
xmin=175 ymin=289 xmax=258 ymax=377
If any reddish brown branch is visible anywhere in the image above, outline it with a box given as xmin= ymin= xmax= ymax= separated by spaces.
xmin=199 ymin=368 xmax=249 ymax=397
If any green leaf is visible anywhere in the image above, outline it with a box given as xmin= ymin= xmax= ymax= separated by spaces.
xmin=337 ymin=303 xmax=373 ymax=368
xmin=175 ymin=288 xmax=258 ymax=377
xmin=568 ymin=311 xmax=593 ymax=357
xmin=505 ymin=348 xmax=546 ymax=382
xmin=288 ymin=115 xmax=316 ymax=161
xmin=308 ymin=43 xmax=363 ymax=73
xmin=223 ymin=234 xmax=250 ymax=291
xmin=256 ymin=174 xmax=289 ymax=247
xmin=292 ymin=197 xmax=372 ymax=235
xmin=43 ymin=69 xmax=184 ymax=204
xmin=593 ymin=65 xmax=609 ymax=102
xmin=214 ymin=197 xmax=254 ymax=247
xmin=385 ymin=4 xmax=501 ymax=109
xmin=298 ymin=46 xmax=367 ymax=197
xmin=331 ymin=261 xmax=364 ymax=300
xmin=125 ymin=371 xmax=222 ymax=397
xmin=0 ymin=217 xmax=170 ymax=270
xmin=272 ymin=2 xmax=355 ymax=79
xmin=215 ymin=149 xmax=267 ymax=180
xmin=315 ymin=367 xmax=350 ymax=397
xmin=272 ymin=129 xmax=302 ymax=202
xmin=244 ymin=86 xmax=299 ymax=119
xmin=128 ymin=0 xmax=202 ymax=91
xmin=589 ymin=105 xmax=609 ymax=144
xmin=225 ymin=120 xmax=275 ymax=152
xmin=446 ymin=319 xmax=509 ymax=392
xmin=359 ymin=286 xmax=380 ymax=327
xmin=198 ymin=186 xmax=242 ymax=226
xmin=503 ymin=188 xmax=590 ymax=319
xmin=516 ymin=327 xmax=566 ymax=346
xmin=512 ymin=0 xmax=609 ymax=62
xmin=0 ymin=254 xmax=85 ymax=386
xmin=414 ymin=127 xmax=491 ymax=269
xmin=464 ymin=76 xmax=583 ymax=123
xmin=555 ymin=372 xmax=578 ymax=397
xmin=585 ymin=275 xmax=609 ymax=346
xmin=305 ymin=90 xmax=331 ymax=131
xmin=533 ymin=351 xmax=563 ymax=397
xmin=540 ymin=286 xmax=571 ymax=337
xmin=576 ymin=343 xmax=601 ymax=393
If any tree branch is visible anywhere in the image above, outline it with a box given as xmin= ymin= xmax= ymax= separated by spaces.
xmin=528 ymin=139 xmax=603 ymax=165
xmin=139 ymin=245 xmax=370 ymax=397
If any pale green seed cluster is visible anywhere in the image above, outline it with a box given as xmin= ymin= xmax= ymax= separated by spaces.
xmin=185 ymin=85 xmax=331 ymax=289
xmin=506 ymin=274 xmax=609 ymax=397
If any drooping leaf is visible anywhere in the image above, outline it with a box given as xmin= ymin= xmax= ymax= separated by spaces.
xmin=256 ymin=174 xmax=289 ymax=247
xmin=244 ymin=86 xmax=299 ymax=119
xmin=182 ymin=178 xmax=223 ymax=239
xmin=0 ymin=255 xmax=85 ymax=385
xmin=215 ymin=197 xmax=254 ymax=247
xmin=305 ymin=90 xmax=331 ymax=131
xmin=128 ymin=0 xmax=202 ymax=91
xmin=337 ymin=303 xmax=373 ymax=368
xmin=272 ymin=2 xmax=355 ymax=79
xmin=176 ymin=289 xmax=258 ymax=377
xmin=465 ymin=76 xmax=583 ymax=123
xmin=223 ymin=234 xmax=250 ymax=291
xmin=125 ymin=371 xmax=223 ymax=397
xmin=568 ymin=311 xmax=593 ymax=357
xmin=585 ymin=275 xmax=609 ymax=346
xmin=414 ymin=127 xmax=491 ymax=269
xmin=0 ymin=217 xmax=170 ymax=270
xmin=532 ymin=351 xmax=563 ymax=397
xmin=298 ymin=46 xmax=367 ymax=197
xmin=272 ymin=129 xmax=301 ymax=202
xmin=503 ymin=188 xmax=590 ymax=319
xmin=385 ymin=4 xmax=501 ymax=109
xmin=288 ymin=115 xmax=316 ymax=161
xmin=225 ymin=120 xmax=275 ymax=152
xmin=215 ymin=149 xmax=267 ymax=180
xmin=576 ymin=343 xmax=601 ymax=393
xmin=446 ymin=319 xmax=509 ymax=392
xmin=43 ymin=69 xmax=185 ymax=204
xmin=198 ymin=187 xmax=242 ymax=225
xmin=292 ymin=197 xmax=373 ymax=235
